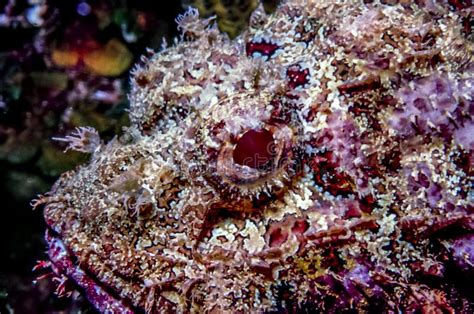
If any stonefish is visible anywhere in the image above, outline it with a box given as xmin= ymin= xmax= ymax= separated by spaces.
xmin=34 ymin=0 xmax=473 ymax=312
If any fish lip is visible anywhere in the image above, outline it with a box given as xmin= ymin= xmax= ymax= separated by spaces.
xmin=45 ymin=229 xmax=136 ymax=313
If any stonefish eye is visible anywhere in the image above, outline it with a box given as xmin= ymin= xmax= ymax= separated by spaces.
xmin=232 ymin=128 xmax=276 ymax=170
xmin=180 ymin=92 xmax=302 ymax=205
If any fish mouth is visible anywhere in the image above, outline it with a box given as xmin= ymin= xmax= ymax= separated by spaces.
xmin=45 ymin=229 xmax=136 ymax=313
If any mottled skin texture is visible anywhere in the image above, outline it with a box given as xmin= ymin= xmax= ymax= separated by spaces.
xmin=37 ymin=0 xmax=473 ymax=312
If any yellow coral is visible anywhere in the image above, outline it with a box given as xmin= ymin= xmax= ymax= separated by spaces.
xmin=83 ymin=39 xmax=133 ymax=77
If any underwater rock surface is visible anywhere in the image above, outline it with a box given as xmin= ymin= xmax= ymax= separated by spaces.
xmin=35 ymin=0 xmax=473 ymax=312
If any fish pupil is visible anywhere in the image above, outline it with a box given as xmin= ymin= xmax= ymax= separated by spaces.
xmin=233 ymin=129 xmax=276 ymax=170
